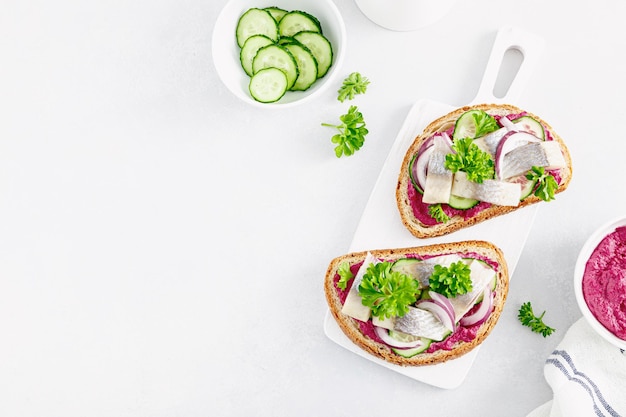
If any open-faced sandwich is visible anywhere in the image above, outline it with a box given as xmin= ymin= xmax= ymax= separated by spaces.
xmin=396 ymin=103 xmax=573 ymax=238
xmin=324 ymin=240 xmax=508 ymax=366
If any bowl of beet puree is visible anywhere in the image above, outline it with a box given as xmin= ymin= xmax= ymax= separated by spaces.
xmin=574 ymin=216 xmax=626 ymax=350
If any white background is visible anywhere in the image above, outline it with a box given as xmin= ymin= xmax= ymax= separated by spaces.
xmin=1 ymin=0 xmax=625 ymax=416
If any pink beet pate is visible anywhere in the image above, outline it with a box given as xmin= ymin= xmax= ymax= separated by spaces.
xmin=582 ymin=226 xmax=626 ymax=340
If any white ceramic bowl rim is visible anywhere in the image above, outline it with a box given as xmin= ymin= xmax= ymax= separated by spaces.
xmin=574 ymin=215 xmax=626 ymax=350
xmin=212 ymin=0 xmax=346 ymax=109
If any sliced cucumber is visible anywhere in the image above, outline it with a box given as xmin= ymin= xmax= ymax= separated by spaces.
xmin=277 ymin=36 xmax=298 ymax=45
xmin=240 ymin=34 xmax=274 ymax=77
xmin=448 ymin=194 xmax=479 ymax=210
xmin=235 ymin=7 xmax=333 ymax=102
xmin=509 ymin=174 xmax=537 ymax=200
xmin=264 ymin=6 xmax=288 ymax=23
xmin=391 ymin=337 xmax=432 ymax=357
xmin=248 ymin=67 xmax=288 ymax=103
xmin=391 ymin=258 xmax=422 ymax=280
xmin=278 ymin=10 xmax=322 ymax=37
xmin=521 ymin=178 xmax=537 ymax=200
xmin=283 ymin=42 xmax=318 ymax=91
xmin=252 ymin=44 xmax=299 ymax=90
xmin=293 ymin=31 xmax=333 ymax=78
xmin=452 ymin=109 xmax=497 ymax=141
xmin=453 ymin=110 xmax=482 ymax=140
xmin=512 ymin=115 xmax=545 ymax=140
xmin=236 ymin=8 xmax=278 ymax=48
xmin=408 ymin=152 xmax=423 ymax=193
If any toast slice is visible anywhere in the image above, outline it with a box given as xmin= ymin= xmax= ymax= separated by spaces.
xmin=324 ymin=240 xmax=509 ymax=366
xmin=396 ymin=103 xmax=573 ymax=238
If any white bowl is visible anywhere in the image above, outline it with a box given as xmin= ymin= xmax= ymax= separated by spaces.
xmin=212 ymin=0 xmax=346 ymax=108
xmin=574 ymin=216 xmax=626 ymax=350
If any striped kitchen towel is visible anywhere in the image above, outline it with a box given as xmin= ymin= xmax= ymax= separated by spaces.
xmin=527 ymin=318 xmax=626 ymax=417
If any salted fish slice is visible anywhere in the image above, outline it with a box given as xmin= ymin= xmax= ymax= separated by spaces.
xmin=393 ymin=306 xmax=451 ymax=341
xmin=451 ymin=171 xmax=521 ymax=206
xmin=422 ymin=135 xmax=454 ymax=204
xmin=341 ymin=252 xmax=379 ymax=321
xmin=473 ymin=127 xmax=509 ymax=157
xmin=500 ymin=141 xmax=566 ymax=180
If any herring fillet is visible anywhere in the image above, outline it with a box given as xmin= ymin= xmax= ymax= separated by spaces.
xmin=500 ymin=141 xmax=566 ymax=179
xmin=422 ymin=135 xmax=453 ymax=204
xmin=451 ymin=171 xmax=521 ymax=206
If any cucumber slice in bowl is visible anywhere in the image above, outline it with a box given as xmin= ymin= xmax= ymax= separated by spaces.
xmin=293 ymin=31 xmax=333 ymax=78
xmin=240 ymin=35 xmax=274 ymax=77
xmin=252 ymin=44 xmax=299 ymax=90
xmin=236 ymin=8 xmax=278 ymax=48
xmin=283 ymin=42 xmax=318 ymax=91
xmin=249 ymin=67 xmax=288 ymax=103
xmin=278 ymin=10 xmax=322 ymax=37
xmin=264 ymin=6 xmax=288 ymax=23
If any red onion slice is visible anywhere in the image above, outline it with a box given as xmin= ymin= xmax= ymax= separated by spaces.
xmin=416 ymin=299 xmax=455 ymax=332
xmin=499 ymin=115 xmax=517 ymax=131
xmin=428 ymin=291 xmax=457 ymax=322
xmin=373 ymin=325 xmax=424 ymax=348
xmin=413 ymin=143 xmax=434 ymax=192
xmin=459 ymin=287 xmax=494 ymax=327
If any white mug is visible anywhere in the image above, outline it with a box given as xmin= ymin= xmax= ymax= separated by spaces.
xmin=354 ymin=0 xmax=457 ymax=31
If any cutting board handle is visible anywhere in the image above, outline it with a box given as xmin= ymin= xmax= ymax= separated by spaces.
xmin=471 ymin=26 xmax=545 ymax=104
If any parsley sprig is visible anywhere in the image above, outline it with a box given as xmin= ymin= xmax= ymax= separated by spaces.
xmin=445 ymin=137 xmax=495 ymax=183
xmin=358 ymin=262 xmax=419 ymax=319
xmin=429 ymin=204 xmax=450 ymax=223
xmin=526 ymin=166 xmax=558 ymax=202
xmin=337 ymin=72 xmax=370 ymax=102
xmin=322 ymin=105 xmax=369 ymax=158
xmin=337 ymin=262 xmax=354 ymax=290
xmin=471 ymin=111 xmax=500 ymax=138
xmin=429 ymin=261 xmax=473 ymax=298
xmin=518 ymin=301 xmax=555 ymax=337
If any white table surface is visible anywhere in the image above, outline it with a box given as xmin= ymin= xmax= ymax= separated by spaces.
xmin=1 ymin=0 xmax=625 ymax=416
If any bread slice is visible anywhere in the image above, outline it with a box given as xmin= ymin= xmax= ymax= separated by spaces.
xmin=396 ymin=103 xmax=573 ymax=238
xmin=324 ymin=240 xmax=509 ymax=366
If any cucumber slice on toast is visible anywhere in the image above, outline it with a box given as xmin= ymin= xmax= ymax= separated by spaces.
xmin=453 ymin=110 xmax=482 ymax=140
xmin=448 ymin=195 xmax=480 ymax=210
xmin=512 ymin=115 xmax=545 ymax=140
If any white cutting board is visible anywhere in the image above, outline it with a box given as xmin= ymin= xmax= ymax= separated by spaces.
xmin=324 ymin=26 xmax=546 ymax=389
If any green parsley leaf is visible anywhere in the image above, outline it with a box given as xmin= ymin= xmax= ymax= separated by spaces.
xmin=322 ymin=105 xmax=369 ymax=158
xmin=518 ymin=301 xmax=555 ymax=337
xmin=337 ymin=72 xmax=370 ymax=102
xmin=358 ymin=262 xmax=419 ymax=319
xmin=526 ymin=166 xmax=558 ymax=201
xmin=337 ymin=262 xmax=354 ymax=290
xmin=428 ymin=204 xmax=450 ymax=223
xmin=445 ymin=137 xmax=495 ymax=183
xmin=429 ymin=261 xmax=473 ymax=298
xmin=472 ymin=111 xmax=500 ymax=138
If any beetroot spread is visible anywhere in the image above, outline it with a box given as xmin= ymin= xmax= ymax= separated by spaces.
xmin=582 ymin=226 xmax=626 ymax=340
